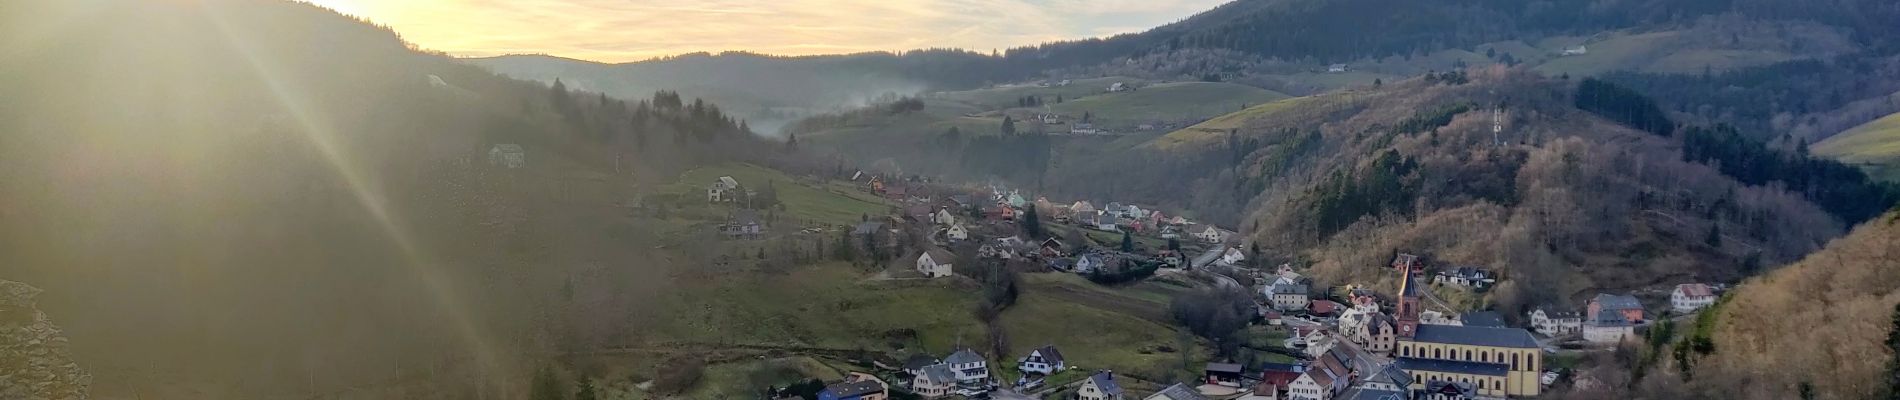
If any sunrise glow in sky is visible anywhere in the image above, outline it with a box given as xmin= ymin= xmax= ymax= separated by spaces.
xmin=302 ymin=0 xmax=1227 ymax=63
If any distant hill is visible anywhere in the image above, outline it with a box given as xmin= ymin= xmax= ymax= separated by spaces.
xmin=469 ymin=52 xmax=1002 ymax=135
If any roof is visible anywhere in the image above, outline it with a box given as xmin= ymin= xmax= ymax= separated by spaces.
xmin=1460 ymin=311 xmax=1506 ymax=328
xmin=1364 ymin=364 xmax=1413 ymax=388
xmin=1409 ymin=324 xmax=1539 ymax=348
xmin=1593 ymin=293 xmax=1642 ymax=311
xmin=944 ymin=349 xmax=984 ymax=365
xmin=1205 ymin=363 xmax=1244 ymax=374
xmin=733 ymin=209 xmax=761 ymax=225
xmin=1338 ymin=388 xmax=1408 ymax=400
xmin=1145 ymin=383 xmax=1207 ymax=400
xmin=903 ymin=354 xmax=939 ymax=370
xmin=922 ymin=249 xmax=955 ymax=264
xmin=1424 ymin=380 xmax=1477 ymax=396
xmin=1396 ymin=357 xmax=1510 ymax=377
xmin=1028 ymin=345 xmax=1066 ymax=365
xmin=1676 ymin=283 xmax=1715 ymax=298
xmin=717 ymin=176 xmax=738 ymax=187
xmin=822 ymin=380 xmax=884 ymax=397
xmin=1310 ymin=300 xmax=1341 ymax=314
xmin=1260 ymin=362 xmax=1303 ymax=373
xmin=919 ymin=363 xmax=955 ymax=383
xmin=1087 ymin=371 xmax=1124 ymax=396
xmin=852 ymin=222 xmax=885 ymax=235
xmin=1272 ymin=281 xmax=1308 ymax=295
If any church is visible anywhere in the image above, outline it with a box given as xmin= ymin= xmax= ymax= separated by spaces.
xmin=1390 ymin=255 xmax=1543 ymax=397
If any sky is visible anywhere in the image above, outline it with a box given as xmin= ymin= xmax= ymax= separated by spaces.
xmin=302 ymin=0 xmax=1229 ymax=63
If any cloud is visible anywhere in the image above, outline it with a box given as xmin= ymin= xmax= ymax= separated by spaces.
xmin=300 ymin=0 xmax=1227 ymax=62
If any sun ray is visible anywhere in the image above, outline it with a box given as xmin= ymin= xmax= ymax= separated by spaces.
xmin=196 ymin=2 xmax=506 ymax=388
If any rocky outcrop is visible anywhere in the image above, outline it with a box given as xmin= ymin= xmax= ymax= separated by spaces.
xmin=0 ymin=280 xmax=90 ymax=400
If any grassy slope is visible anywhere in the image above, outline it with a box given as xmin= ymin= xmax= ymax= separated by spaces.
xmin=663 ymin=163 xmax=892 ymax=226
xmin=1148 ymin=96 xmax=1318 ymax=149
xmin=1050 ymin=81 xmax=1290 ymax=129
xmin=1814 ymin=111 xmax=1900 ymax=180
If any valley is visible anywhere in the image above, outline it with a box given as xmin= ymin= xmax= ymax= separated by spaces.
xmin=6 ymin=0 xmax=1900 ymax=400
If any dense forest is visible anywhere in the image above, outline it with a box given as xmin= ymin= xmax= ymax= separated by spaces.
xmin=1599 ymin=55 xmax=1900 ymax=142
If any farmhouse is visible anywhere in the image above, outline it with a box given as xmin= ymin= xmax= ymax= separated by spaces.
xmin=1588 ymin=293 xmax=1645 ymax=324
xmin=1432 ymin=267 xmax=1494 ymax=290
xmin=916 ymin=248 xmax=955 ymax=278
xmin=1268 ymin=279 xmax=1312 ymax=311
xmin=1188 ymin=224 xmax=1226 ymax=244
xmin=1017 ymin=345 xmax=1066 ymax=376
xmin=1528 ymin=308 xmax=1582 ymax=336
xmin=943 ymin=348 xmax=991 ymax=389
xmin=708 ymin=176 xmax=740 ymax=202
xmin=944 ymin=224 xmax=969 ymax=241
xmin=1671 ymin=283 xmax=1717 ymax=313
xmin=1391 ymin=257 xmax=1542 ymax=397
xmin=720 ymin=209 xmax=764 ymax=239
xmin=1077 ymin=371 xmax=1125 ymax=400
xmin=911 ymin=364 xmax=956 ymax=398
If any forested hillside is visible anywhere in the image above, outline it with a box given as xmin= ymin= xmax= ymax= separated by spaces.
xmin=1590 ymin=214 xmax=1900 ymax=400
xmin=0 ymin=0 xmax=774 ymax=398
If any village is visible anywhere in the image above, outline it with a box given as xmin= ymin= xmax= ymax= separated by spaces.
xmin=696 ymin=171 xmax=1725 ymax=400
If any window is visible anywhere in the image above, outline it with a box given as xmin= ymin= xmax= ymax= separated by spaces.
xmin=1434 ymin=348 xmax=1442 ymax=358
xmin=1464 ymin=350 xmax=1472 ymax=361
xmin=1512 ymin=354 xmax=1519 ymax=370
xmin=1479 ymin=380 xmax=1485 ymax=390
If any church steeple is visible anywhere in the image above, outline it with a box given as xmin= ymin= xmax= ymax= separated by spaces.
xmin=1394 ymin=253 xmax=1423 ymax=338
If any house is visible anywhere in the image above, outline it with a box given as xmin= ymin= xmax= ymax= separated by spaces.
xmin=917 ymin=249 xmax=955 ymax=278
xmin=1587 ymin=294 xmax=1645 ymax=324
xmin=1206 ymin=363 xmax=1246 ymax=387
xmin=1169 ymin=216 xmax=1190 ymax=226
xmin=487 ymin=144 xmax=525 ymax=168
xmin=1092 ymin=213 xmax=1120 ymax=232
xmin=721 ymin=209 xmax=765 ymax=239
xmin=933 ymin=209 xmax=957 ymax=226
xmin=1145 ymin=383 xmax=1209 ymax=400
xmin=1671 ymin=283 xmax=1717 ymax=313
xmin=943 ymin=348 xmax=990 ymax=389
xmin=903 ymin=354 xmax=940 ymax=377
xmin=1246 ymin=363 xmax=1305 ymax=400
xmin=1188 ymin=224 xmax=1226 ymax=244
xmin=1006 ymin=193 xmax=1028 ymax=208
xmin=944 ymin=224 xmax=969 ymax=241
xmin=1391 ymin=263 xmax=1543 ymax=397
xmin=853 ymin=221 xmax=894 ymax=250
xmin=1018 ymin=345 xmax=1066 ymax=376
xmin=1219 ymin=247 xmax=1247 ymax=266
xmin=1528 ymin=308 xmax=1582 ymax=336
xmin=904 ymin=205 xmax=934 ymax=222
xmin=912 ymin=364 xmax=956 ymax=398
xmin=1268 ymin=279 xmax=1311 ymax=311
xmin=1458 ymin=311 xmax=1505 ymax=328
xmin=1104 ymin=202 xmax=1125 ymax=218
xmin=817 ymin=374 xmax=888 ymax=400
xmin=1327 ymin=64 xmax=1349 ymax=73
xmin=885 ymin=186 xmax=909 ymax=200
xmin=1433 ymin=267 xmax=1495 ymax=290
xmin=1072 ymin=201 xmax=1097 ymax=216
xmin=708 ymin=176 xmax=740 ymax=202
xmin=1108 ymin=82 xmax=1130 ymax=92
xmin=1077 ymin=371 xmax=1125 ymax=400
xmin=1076 ymin=253 xmax=1119 ymax=274
xmin=1040 ymin=238 xmax=1069 ymax=257
xmin=1309 ymin=300 xmax=1343 ymax=318
xmin=1562 ymin=45 xmax=1588 ymax=56
xmin=1582 ymin=312 xmax=1635 ymax=343
xmin=1304 ymin=334 xmax=1338 ymax=359
xmin=1349 ymin=312 xmax=1397 ymax=355
xmin=978 ymin=244 xmax=1016 ymax=260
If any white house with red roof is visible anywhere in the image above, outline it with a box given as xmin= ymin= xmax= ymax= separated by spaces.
xmin=1671 ymin=283 xmax=1717 ymax=313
